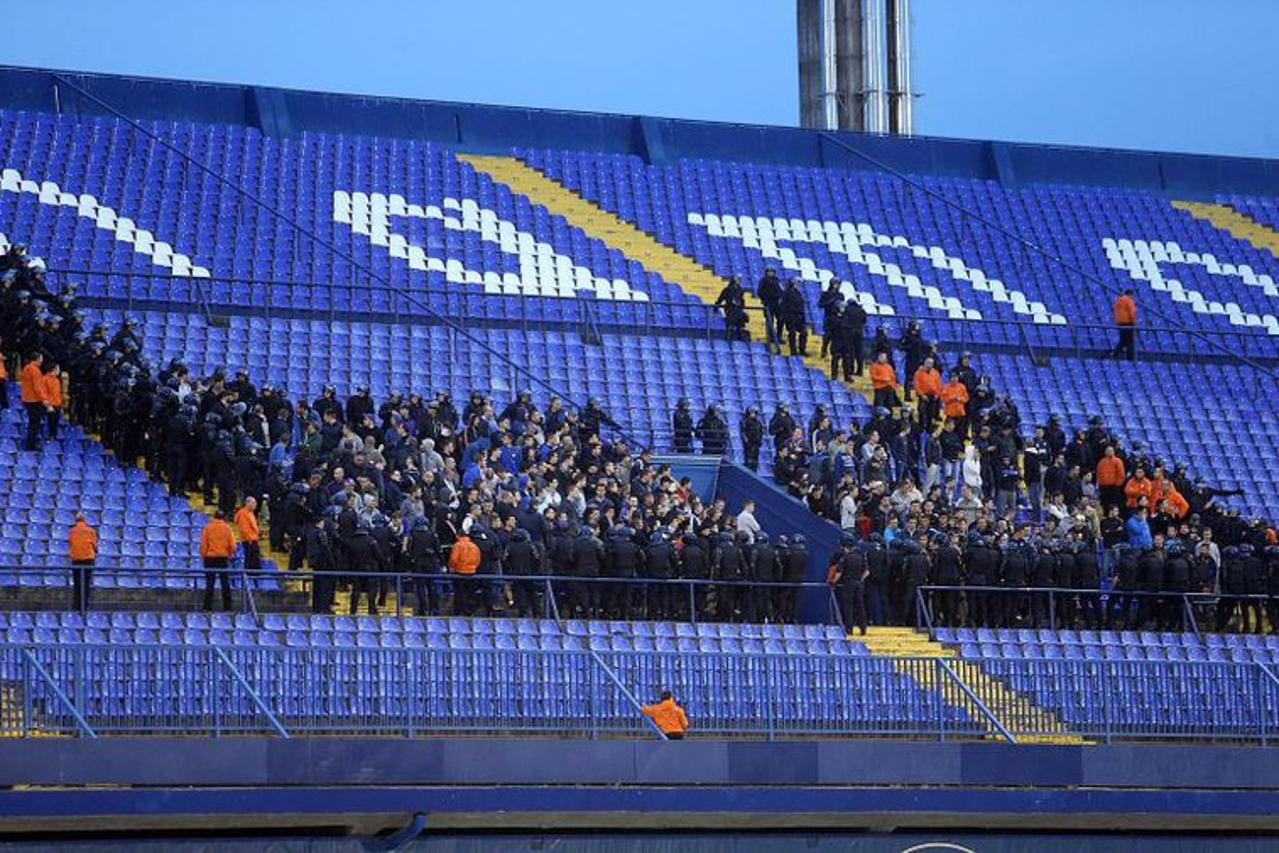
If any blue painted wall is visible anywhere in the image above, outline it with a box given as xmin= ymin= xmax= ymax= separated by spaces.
xmin=4 ymin=65 xmax=1277 ymax=198
xmin=716 ymin=459 xmax=840 ymax=622
xmin=2 ymin=738 xmax=1279 ymax=833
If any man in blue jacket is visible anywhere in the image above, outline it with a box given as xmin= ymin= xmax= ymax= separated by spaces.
xmin=1125 ymin=506 xmax=1153 ymax=549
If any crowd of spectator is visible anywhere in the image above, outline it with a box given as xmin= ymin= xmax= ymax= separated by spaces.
xmin=1 ymin=244 xmax=819 ymax=623
xmin=3 ymin=242 xmax=1277 ymax=633
xmin=708 ymin=269 xmax=1278 ymax=634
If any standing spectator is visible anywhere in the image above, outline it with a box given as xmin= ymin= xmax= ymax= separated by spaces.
xmin=642 ymin=689 xmax=690 ymax=740
xmin=1095 ymin=445 xmax=1126 ymax=514
xmin=735 ymin=500 xmax=762 ymax=544
xmin=869 ymin=352 xmax=900 ymax=411
xmin=1111 ymin=288 xmax=1137 ymax=361
xmin=448 ymin=530 xmax=482 ymax=615
xmin=1022 ymin=428 xmax=1048 ymax=521
xmin=199 ymin=510 xmax=237 ymax=611
xmin=912 ymin=356 xmax=942 ymax=430
xmin=19 ymin=352 xmax=48 ymax=451
xmin=756 ymin=267 xmax=783 ymax=354
xmin=41 ymin=360 xmax=63 ymax=441
xmin=67 ymin=512 xmax=98 ymax=611
xmin=235 ymin=496 xmax=262 ymax=573
xmin=1126 ymin=506 xmax=1153 ymax=549
xmin=940 ymin=371 xmax=970 ymax=438
xmin=961 ymin=446 xmax=983 ymax=503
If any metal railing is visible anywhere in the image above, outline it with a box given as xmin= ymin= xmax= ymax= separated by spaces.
xmin=52 ymin=264 xmax=1279 ymax=365
xmin=0 ymin=564 xmax=843 ymax=628
xmin=915 ymin=584 xmax=1276 ymax=637
xmin=3 ymin=642 xmax=1277 ymax=743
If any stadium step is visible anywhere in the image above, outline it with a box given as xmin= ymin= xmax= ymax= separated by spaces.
xmin=185 ymin=492 xmax=296 ymax=588
xmin=457 ymin=154 xmax=890 ymax=409
xmin=857 ymin=627 xmax=1084 ymax=744
xmin=1172 ymin=200 xmax=1279 ymax=259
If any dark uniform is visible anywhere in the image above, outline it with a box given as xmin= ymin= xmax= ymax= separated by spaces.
xmin=696 ymin=405 xmax=729 ymax=456
xmin=931 ymin=539 xmax=963 ymax=627
xmin=645 ymin=529 xmax=678 ymax=620
xmin=672 ymin=399 xmax=694 ymax=454
xmin=408 ymin=520 xmax=443 ymax=616
xmin=504 ymin=528 xmax=542 ymax=618
xmin=739 ymin=407 xmax=765 ymax=471
xmin=831 ymin=539 xmax=868 ymax=634
xmin=780 ymin=280 xmax=808 ymax=356
xmin=604 ymin=527 xmax=645 ymax=619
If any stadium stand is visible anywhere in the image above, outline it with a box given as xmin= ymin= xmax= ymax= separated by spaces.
xmin=1 ymin=74 xmax=1279 ymax=763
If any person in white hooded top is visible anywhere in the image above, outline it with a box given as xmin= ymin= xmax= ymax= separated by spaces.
xmin=960 ymin=445 xmax=983 ymax=502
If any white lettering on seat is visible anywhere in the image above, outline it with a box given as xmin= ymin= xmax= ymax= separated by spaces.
xmin=337 ymin=190 xmax=648 ymax=302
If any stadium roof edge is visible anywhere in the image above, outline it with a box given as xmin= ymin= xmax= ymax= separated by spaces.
xmin=1 ymin=63 xmax=1276 ymax=198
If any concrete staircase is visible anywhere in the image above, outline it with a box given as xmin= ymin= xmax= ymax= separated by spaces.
xmin=457 ymin=153 xmax=891 ymax=409
xmin=858 ymin=626 xmax=1084 ymax=744
xmin=1172 ymin=200 xmax=1279 ymax=259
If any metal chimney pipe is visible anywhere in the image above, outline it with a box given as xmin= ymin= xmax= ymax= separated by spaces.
xmin=821 ymin=0 xmax=839 ymax=130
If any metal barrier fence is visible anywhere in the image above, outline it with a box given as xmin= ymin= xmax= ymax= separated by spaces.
xmin=2 ymin=564 xmax=843 ymax=628
xmin=4 ymin=642 xmax=1278 ymax=743
xmin=914 ymin=584 xmax=1279 ymax=636
xmin=56 ymin=264 xmax=1279 ymax=367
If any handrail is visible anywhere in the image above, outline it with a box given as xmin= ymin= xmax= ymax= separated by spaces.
xmin=0 ymin=563 xmax=834 ymax=593
xmin=10 ymin=641 xmax=1273 ymax=741
xmin=816 ymin=131 xmax=1279 ymax=380
xmin=212 ymin=646 xmax=290 ymax=738
xmin=21 ymin=647 xmax=97 ymax=738
xmin=587 ymin=649 xmax=668 ymax=740
xmin=48 ymin=264 xmax=1279 ymax=346
xmin=48 ymin=73 xmax=651 ymax=451
xmin=936 ymin=657 xmax=1016 ymax=744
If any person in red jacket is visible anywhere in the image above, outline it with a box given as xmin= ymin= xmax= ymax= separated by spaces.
xmin=200 ymin=511 xmax=238 ymax=611
xmin=19 ymin=352 xmax=49 ymax=451
xmin=1111 ymin=289 xmax=1137 ymax=361
xmin=68 ymin=513 xmax=98 ymax=612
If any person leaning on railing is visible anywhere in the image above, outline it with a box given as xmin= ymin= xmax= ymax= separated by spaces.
xmin=642 ymin=690 xmax=690 ymax=740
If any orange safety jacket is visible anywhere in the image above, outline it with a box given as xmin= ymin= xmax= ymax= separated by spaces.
xmin=869 ymin=362 xmax=897 ymax=391
xmin=1096 ymin=456 xmax=1126 ymax=488
xmin=234 ymin=507 xmax=260 ymax=544
xmin=68 ymin=521 xmax=98 ymax=562
xmin=913 ymin=367 xmax=942 ymax=399
xmin=642 ymin=698 xmax=690 ymax=735
xmin=449 ymin=536 xmax=481 ymax=574
xmin=940 ymin=381 xmax=969 ymax=418
xmin=19 ymin=361 xmax=46 ymax=404
xmin=200 ymin=519 xmax=237 ymax=559
xmin=1114 ymin=294 xmax=1137 ymax=326
xmin=42 ymin=372 xmax=63 ymax=408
